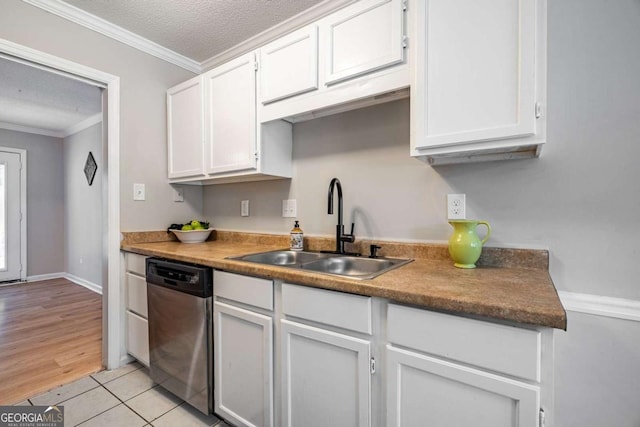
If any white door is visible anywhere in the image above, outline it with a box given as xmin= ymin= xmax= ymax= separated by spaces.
xmin=0 ymin=149 xmax=25 ymax=282
xmin=204 ymin=52 xmax=257 ymax=174
xmin=214 ymin=301 xmax=273 ymax=427
xmin=281 ymin=319 xmax=371 ymax=427
xmin=386 ymin=346 xmax=540 ymax=427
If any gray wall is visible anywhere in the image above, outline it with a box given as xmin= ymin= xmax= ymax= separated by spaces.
xmin=63 ymin=123 xmax=103 ymax=287
xmin=0 ymin=0 xmax=203 ymax=231
xmin=202 ymin=0 xmax=640 ymax=425
xmin=0 ymin=129 xmax=64 ymax=276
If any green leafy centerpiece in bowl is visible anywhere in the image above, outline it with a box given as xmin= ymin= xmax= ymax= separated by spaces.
xmin=168 ymin=220 xmax=212 ymax=243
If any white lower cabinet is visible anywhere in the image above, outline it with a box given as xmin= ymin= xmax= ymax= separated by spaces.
xmin=281 ymin=319 xmax=371 ymax=427
xmin=386 ymin=303 xmax=548 ymax=427
xmin=124 ymin=252 xmax=149 ymax=366
xmin=213 ymin=271 xmax=274 ymax=427
xmin=280 ymin=282 xmax=374 ymax=427
xmin=202 ymin=272 xmax=552 ymax=427
xmin=386 ymin=346 xmax=540 ymax=427
xmin=214 ymin=301 xmax=273 ymax=427
xmin=126 ymin=311 xmax=149 ymax=366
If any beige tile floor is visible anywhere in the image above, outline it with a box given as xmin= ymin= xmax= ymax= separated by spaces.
xmin=16 ymin=361 xmax=232 ymax=427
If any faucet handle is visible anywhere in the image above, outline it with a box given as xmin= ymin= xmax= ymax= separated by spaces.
xmin=340 ymin=223 xmax=356 ymax=244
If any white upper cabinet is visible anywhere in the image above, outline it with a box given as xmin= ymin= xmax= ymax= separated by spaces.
xmin=259 ymin=0 xmax=409 ymax=123
xmin=204 ymin=52 xmax=258 ymax=174
xmin=167 ymin=76 xmax=204 ymax=179
xmin=323 ymin=0 xmax=405 ymax=85
xmin=259 ymin=25 xmax=319 ymax=104
xmin=411 ymin=0 xmax=547 ymax=164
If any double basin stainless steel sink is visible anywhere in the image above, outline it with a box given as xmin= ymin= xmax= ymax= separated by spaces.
xmin=228 ymin=249 xmax=412 ymax=280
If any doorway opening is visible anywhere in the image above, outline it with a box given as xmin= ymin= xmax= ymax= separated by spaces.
xmin=0 ymin=39 xmax=122 ymax=374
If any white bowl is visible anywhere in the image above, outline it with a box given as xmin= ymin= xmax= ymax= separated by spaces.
xmin=170 ymin=228 xmax=213 ymax=244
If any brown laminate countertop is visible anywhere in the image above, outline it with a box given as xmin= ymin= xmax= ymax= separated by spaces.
xmin=122 ymin=236 xmax=566 ymax=330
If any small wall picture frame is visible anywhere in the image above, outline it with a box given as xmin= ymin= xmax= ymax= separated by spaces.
xmin=84 ymin=152 xmax=97 ymax=186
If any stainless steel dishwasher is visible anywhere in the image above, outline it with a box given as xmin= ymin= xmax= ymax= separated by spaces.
xmin=146 ymin=257 xmax=213 ymax=415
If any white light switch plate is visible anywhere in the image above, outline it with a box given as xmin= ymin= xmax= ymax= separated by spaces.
xmin=282 ymin=199 xmax=297 ymax=217
xmin=241 ymin=200 xmax=250 ymax=217
xmin=133 ymin=183 xmax=145 ymax=201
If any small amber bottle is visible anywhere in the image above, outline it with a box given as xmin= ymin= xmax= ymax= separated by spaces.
xmin=290 ymin=220 xmax=303 ymax=251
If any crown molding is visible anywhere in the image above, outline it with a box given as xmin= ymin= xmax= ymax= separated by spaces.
xmin=0 ymin=114 xmax=102 ymax=139
xmin=558 ymin=291 xmax=640 ymax=323
xmin=0 ymin=121 xmax=64 ymax=138
xmin=21 ymin=0 xmax=356 ymax=74
xmin=21 ymin=0 xmax=201 ymax=73
xmin=200 ymin=0 xmax=356 ymax=71
xmin=63 ymin=113 xmax=102 ymax=137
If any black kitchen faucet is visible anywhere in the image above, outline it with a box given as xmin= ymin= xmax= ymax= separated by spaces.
xmin=327 ymin=177 xmax=356 ymax=254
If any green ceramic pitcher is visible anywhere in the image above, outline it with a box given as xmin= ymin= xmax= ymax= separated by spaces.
xmin=448 ymin=220 xmax=491 ymax=269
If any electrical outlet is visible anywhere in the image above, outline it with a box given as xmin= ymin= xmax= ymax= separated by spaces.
xmin=133 ymin=183 xmax=145 ymax=201
xmin=282 ymin=199 xmax=297 ymax=218
xmin=241 ymin=200 xmax=250 ymax=217
xmin=173 ymin=187 xmax=184 ymax=202
xmin=447 ymin=194 xmax=466 ymax=220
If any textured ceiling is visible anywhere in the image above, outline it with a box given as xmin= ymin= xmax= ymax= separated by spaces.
xmin=63 ymin=0 xmax=325 ymax=62
xmin=0 ymin=58 xmax=102 ymax=134
xmin=0 ymin=1 xmax=324 ymax=134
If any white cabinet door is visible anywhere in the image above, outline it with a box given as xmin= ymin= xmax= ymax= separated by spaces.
xmin=413 ymin=0 xmax=539 ymax=150
xmin=322 ymin=0 xmax=405 ymax=85
xmin=259 ymin=25 xmax=319 ymax=104
xmin=167 ymin=76 xmax=204 ymax=178
xmin=204 ymin=52 xmax=257 ymax=174
xmin=281 ymin=319 xmax=371 ymax=427
xmin=126 ymin=311 xmax=149 ymax=366
xmin=214 ymin=301 xmax=273 ymax=427
xmin=386 ymin=346 xmax=540 ymax=427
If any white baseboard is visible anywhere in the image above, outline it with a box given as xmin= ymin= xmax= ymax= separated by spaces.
xmin=64 ymin=273 xmax=102 ymax=295
xmin=558 ymin=291 xmax=640 ymax=323
xmin=26 ymin=272 xmax=102 ymax=295
xmin=27 ymin=272 xmax=66 ymax=282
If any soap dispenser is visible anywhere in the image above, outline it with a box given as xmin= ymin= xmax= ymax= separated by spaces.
xmin=290 ymin=220 xmax=304 ymax=251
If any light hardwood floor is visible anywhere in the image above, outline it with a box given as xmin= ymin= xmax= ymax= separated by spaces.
xmin=0 ymin=278 xmax=103 ymax=404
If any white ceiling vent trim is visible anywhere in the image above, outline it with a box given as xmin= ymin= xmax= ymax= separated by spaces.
xmin=22 ymin=0 xmax=201 ymax=73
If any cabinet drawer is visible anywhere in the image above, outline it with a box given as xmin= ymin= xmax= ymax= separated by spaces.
xmin=214 ymin=270 xmax=273 ymax=311
xmin=126 ymin=253 xmax=147 ymax=276
xmin=387 ymin=304 xmax=541 ymax=382
xmin=126 ymin=311 xmax=149 ymax=366
xmin=282 ymin=283 xmax=371 ymax=334
xmin=126 ymin=272 xmax=147 ymax=318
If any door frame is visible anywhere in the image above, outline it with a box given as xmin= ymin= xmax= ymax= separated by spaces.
xmin=0 ymin=38 xmax=122 ymax=369
xmin=0 ymin=147 xmax=27 ymax=281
